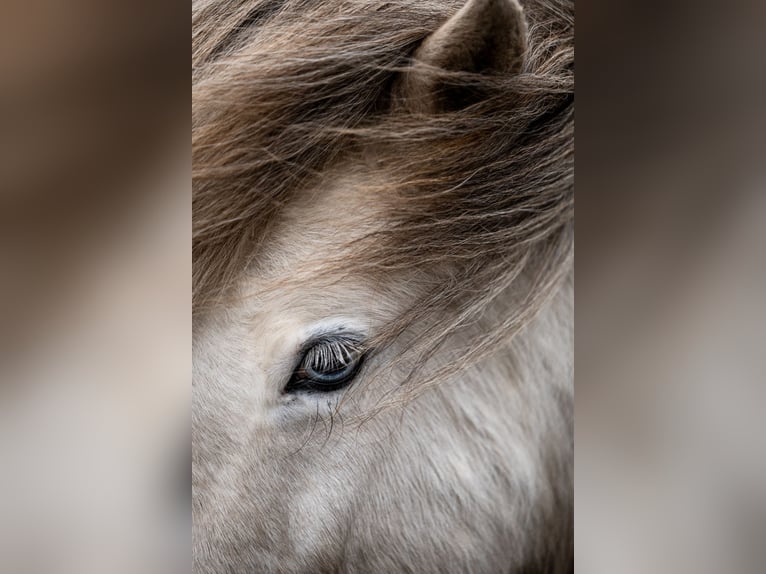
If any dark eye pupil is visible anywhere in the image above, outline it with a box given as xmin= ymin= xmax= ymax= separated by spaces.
xmin=285 ymin=336 xmax=365 ymax=394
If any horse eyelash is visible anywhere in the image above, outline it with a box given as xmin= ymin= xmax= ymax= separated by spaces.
xmin=303 ymin=337 xmax=364 ymax=371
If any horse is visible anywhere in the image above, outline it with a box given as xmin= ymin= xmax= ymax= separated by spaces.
xmin=192 ymin=0 xmax=573 ymax=571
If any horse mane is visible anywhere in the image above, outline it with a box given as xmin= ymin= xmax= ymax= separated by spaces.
xmin=193 ymin=0 xmax=573 ymax=385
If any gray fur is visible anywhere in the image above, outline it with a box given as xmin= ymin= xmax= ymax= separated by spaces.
xmin=193 ymin=0 xmax=574 ymax=571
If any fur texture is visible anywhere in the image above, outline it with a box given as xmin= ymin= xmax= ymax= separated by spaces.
xmin=193 ymin=0 xmax=573 ymax=571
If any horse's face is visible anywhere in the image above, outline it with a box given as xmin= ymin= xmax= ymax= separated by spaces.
xmin=193 ymin=160 xmax=566 ymax=573
xmin=194 ymin=0 xmax=572 ymax=572
xmin=193 ymin=165 xmax=418 ymax=570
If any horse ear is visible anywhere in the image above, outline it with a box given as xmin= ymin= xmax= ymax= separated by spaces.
xmin=398 ymin=0 xmax=527 ymax=113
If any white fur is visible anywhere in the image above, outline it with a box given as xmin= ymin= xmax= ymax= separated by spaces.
xmin=193 ymin=167 xmax=573 ymax=572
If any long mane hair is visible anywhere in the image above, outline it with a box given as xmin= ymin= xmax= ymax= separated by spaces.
xmin=192 ymin=0 xmax=573 ymax=389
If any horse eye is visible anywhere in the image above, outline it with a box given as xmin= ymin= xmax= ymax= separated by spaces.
xmin=285 ymin=335 xmax=365 ymax=393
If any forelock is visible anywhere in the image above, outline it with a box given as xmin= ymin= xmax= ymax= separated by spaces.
xmin=192 ymin=0 xmax=574 ymax=376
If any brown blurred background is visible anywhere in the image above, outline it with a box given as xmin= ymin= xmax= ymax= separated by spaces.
xmin=1 ymin=0 xmax=765 ymax=572
xmin=0 ymin=1 xmax=187 ymax=573
xmin=577 ymin=0 xmax=766 ymax=572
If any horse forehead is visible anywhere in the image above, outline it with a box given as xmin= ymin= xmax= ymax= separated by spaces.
xmin=240 ymin=274 xmax=391 ymax=334
xmin=256 ymin=168 xmax=384 ymax=277
xmin=290 ymin=166 xmax=382 ymax=234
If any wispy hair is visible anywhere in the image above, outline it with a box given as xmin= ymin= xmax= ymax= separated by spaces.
xmin=192 ymin=0 xmax=573 ymax=387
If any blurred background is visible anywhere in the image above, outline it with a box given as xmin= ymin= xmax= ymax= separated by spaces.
xmin=0 ymin=1 xmax=187 ymax=573
xmin=1 ymin=0 xmax=764 ymax=572
xmin=576 ymin=0 xmax=766 ymax=572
